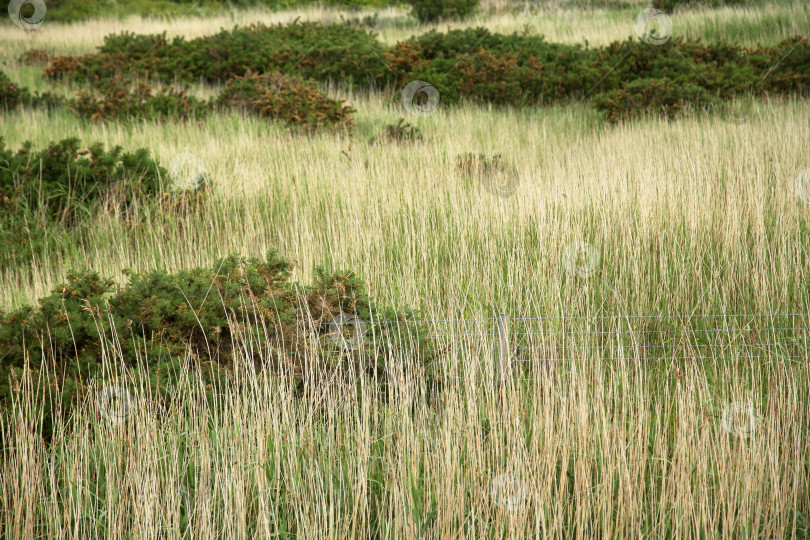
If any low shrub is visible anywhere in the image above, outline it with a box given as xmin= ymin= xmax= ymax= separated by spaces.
xmin=0 ymin=70 xmax=67 ymax=113
xmin=595 ymin=77 xmax=714 ymax=122
xmin=37 ymin=22 xmax=810 ymax=122
xmin=216 ymin=71 xmax=354 ymax=130
xmin=0 ymin=71 xmax=31 ymax=110
xmin=405 ymin=0 xmax=480 ymax=23
xmin=0 ymin=251 xmax=432 ymax=436
xmin=42 ymin=54 xmax=85 ymax=81
xmin=17 ymin=48 xmax=52 ymax=66
xmin=0 ymin=138 xmax=167 ymax=270
xmin=371 ymin=118 xmax=423 ymax=144
xmin=28 ymin=91 xmax=68 ymax=111
xmin=45 ymin=23 xmax=389 ymax=87
xmin=70 ymin=78 xmax=209 ymax=122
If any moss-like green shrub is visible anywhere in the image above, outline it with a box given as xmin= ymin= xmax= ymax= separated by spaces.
xmin=217 ymin=71 xmax=355 ymax=130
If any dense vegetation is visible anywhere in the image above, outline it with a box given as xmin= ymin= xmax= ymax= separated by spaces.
xmin=1 ymin=4 xmax=809 ymax=537
xmin=15 ymin=0 xmax=398 ymax=22
xmin=0 ymin=138 xmax=166 ymax=270
xmin=0 ymin=249 xmax=431 ymax=437
xmin=3 ymin=64 xmax=354 ymax=128
xmin=217 ymin=71 xmax=355 ymax=129
xmin=33 ymin=23 xmax=810 ymax=121
xmin=0 ymin=70 xmax=64 ymax=111
xmin=0 ymin=137 xmax=426 ymax=439
xmin=5 ymin=0 xmax=758 ymax=22
xmin=404 ymin=0 xmax=479 ymax=23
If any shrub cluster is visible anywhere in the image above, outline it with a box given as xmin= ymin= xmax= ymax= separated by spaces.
xmin=45 ymin=23 xmax=389 ymax=87
xmin=4 ymin=68 xmax=351 ymax=130
xmin=0 ymin=71 xmax=28 ymax=110
xmin=34 ymin=23 xmax=810 ymax=122
xmin=0 ymin=70 xmax=64 ymax=112
xmin=594 ymin=77 xmax=713 ymax=122
xmin=0 ymin=138 xmax=167 ymax=270
xmin=0 ymin=251 xmax=431 ymax=434
xmin=391 ymin=30 xmax=809 ymax=117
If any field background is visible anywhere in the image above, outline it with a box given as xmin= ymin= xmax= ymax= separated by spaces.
xmin=1 ymin=0 xmax=810 ymax=538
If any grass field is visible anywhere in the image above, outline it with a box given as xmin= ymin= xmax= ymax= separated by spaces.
xmin=1 ymin=0 xmax=809 ymax=537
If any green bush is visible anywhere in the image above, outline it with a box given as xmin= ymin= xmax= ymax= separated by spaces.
xmin=0 ymin=138 xmax=166 ymax=270
xmin=595 ymin=77 xmax=714 ymax=122
xmin=38 ymin=22 xmax=810 ymax=122
xmin=16 ymin=49 xmax=52 ymax=67
xmin=216 ymin=71 xmax=355 ymax=130
xmin=0 ymin=70 xmax=67 ymax=113
xmin=45 ymin=23 xmax=389 ymax=87
xmin=70 ymin=78 xmax=209 ymax=122
xmin=405 ymin=0 xmax=479 ymax=23
xmin=0 ymin=251 xmax=432 ymax=436
xmin=0 ymin=71 xmax=31 ymax=110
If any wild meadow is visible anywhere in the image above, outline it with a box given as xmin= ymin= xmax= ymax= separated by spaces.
xmin=1 ymin=0 xmax=809 ymax=537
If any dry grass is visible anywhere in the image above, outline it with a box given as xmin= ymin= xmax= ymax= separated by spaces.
xmin=3 ymin=339 xmax=807 ymax=538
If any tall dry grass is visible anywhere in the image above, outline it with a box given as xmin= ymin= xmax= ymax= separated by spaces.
xmin=2 ymin=329 xmax=807 ymax=538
